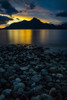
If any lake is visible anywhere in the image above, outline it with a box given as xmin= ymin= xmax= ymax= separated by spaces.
xmin=0 ymin=30 xmax=67 ymax=46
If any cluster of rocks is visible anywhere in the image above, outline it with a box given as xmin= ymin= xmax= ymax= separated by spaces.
xmin=0 ymin=45 xmax=67 ymax=100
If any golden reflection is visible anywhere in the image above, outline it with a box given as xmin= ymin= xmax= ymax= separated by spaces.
xmin=8 ymin=30 xmax=32 ymax=44
xmin=40 ymin=30 xmax=49 ymax=44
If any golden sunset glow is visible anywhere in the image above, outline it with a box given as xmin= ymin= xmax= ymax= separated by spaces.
xmin=12 ymin=15 xmax=32 ymax=20
xmin=7 ymin=15 xmax=49 ymax=26
xmin=7 ymin=15 xmax=33 ymax=26
xmin=12 ymin=15 xmax=50 ymax=23
xmin=0 ymin=13 xmax=50 ymax=29
xmin=0 ymin=25 xmax=6 ymax=28
xmin=40 ymin=19 xmax=49 ymax=24
xmin=7 ymin=18 xmax=19 ymax=25
xmin=8 ymin=30 xmax=32 ymax=44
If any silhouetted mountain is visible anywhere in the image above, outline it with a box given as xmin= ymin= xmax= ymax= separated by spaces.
xmin=61 ymin=23 xmax=67 ymax=29
xmin=5 ymin=18 xmax=67 ymax=29
xmin=31 ymin=17 xmax=41 ymax=23
xmin=56 ymin=23 xmax=67 ymax=29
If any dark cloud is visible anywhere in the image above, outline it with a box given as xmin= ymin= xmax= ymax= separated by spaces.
xmin=0 ymin=0 xmax=67 ymax=25
xmin=17 ymin=0 xmax=36 ymax=14
xmin=56 ymin=11 xmax=67 ymax=17
xmin=24 ymin=0 xmax=36 ymax=11
xmin=0 ymin=15 xmax=13 ymax=24
xmin=0 ymin=0 xmax=18 ymax=15
xmin=0 ymin=0 xmax=36 ymax=15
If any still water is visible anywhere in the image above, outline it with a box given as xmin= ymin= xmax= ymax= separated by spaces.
xmin=0 ymin=30 xmax=67 ymax=46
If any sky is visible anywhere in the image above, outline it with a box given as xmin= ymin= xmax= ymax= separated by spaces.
xmin=0 ymin=0 xmax=67 ymax=28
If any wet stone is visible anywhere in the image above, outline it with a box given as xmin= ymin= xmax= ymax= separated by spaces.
xmin=13 ymin=82 xmax=25 ymax=91
xmin=2 ymin=89 xmax=12 ymax=96
xmin=31 ymin=95 xmax=41 ymax=100
xmin=45 ymin=75 xmax=53 ymax=82
xmin=49 ymin=67 xmax=57 ymax=73
xmin=0 ymin=45 xmax=67 ymax=100
xmin=62 ymin=86 xmax=67 ymax=95
xmin=0 ymin=94 xmax=5 ymax=100
xmin=31 ymin=85 xmax=43 ymax=95
xmin=49 ymin=88 xmax=57 ymax=97
xmin=31 ymin=75 xmax=41 ymax=82
xmin=41 ymin=69 xmax=48 ymax=76
xmin=41 ymin=93 xmax=53 ymax=100
xmin=56 ymin=73 xmax=63 ymax=79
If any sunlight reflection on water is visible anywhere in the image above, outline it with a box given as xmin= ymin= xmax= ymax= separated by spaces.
xmin=8 ymin=30 xmax=32 ymax=44
xmin=0 ymin=29 xmax=67 ymax=46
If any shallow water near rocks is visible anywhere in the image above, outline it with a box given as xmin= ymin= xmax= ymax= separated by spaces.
xmin=0 ymin=30 xmax=67 ymax=100
xmin=0 ymin=45 xmax=67 ymax=100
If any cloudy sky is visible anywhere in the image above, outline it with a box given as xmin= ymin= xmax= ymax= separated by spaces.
xmin=0 ymin=0 xmax=67 ymax=28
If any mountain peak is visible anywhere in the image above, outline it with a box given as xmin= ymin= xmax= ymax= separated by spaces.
xmin=31 ymin=17 xmax=41 ymax=23
xmin=4 ymin=17 xmax=67 ymax=29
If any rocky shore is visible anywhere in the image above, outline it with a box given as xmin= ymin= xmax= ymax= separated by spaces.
xmin=0 ymin=45 xmax=67 ymax=100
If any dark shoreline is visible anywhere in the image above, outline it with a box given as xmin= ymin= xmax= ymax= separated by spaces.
xmin=0 ymin=28 xmax=67 ymax=30
xmin=0 ymin=45 xmax=67 ymax=100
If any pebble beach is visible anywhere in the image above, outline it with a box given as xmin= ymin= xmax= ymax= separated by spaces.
xmin=0 ymin=45 xmax=67 ymax=100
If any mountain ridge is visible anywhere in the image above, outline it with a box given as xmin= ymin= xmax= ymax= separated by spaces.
xmin=5 ymin=17 xmax=67 ymax=29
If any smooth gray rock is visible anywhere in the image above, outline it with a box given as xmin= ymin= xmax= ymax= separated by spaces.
xmin=4 ymin=71 xmax=15 ymax=78
xmin=62 ymin=86 xmax=67 ymax=94
xmin=49 ymin=67 xmax=57 ymax=73
xmin=31 ymin=82 xmax=36 ymax=88
xmin=13 ymin=64 xmax=20 ymax=71
xmin=56 ymin=73 xmax=63 ymax=79
xmin=49 ymin=88 xmax=57 ymax=97
xmin=0 ymin=94 xmax=5 ymax=100
xmin=29 ymin=68 xmax=37 ymax=75
xmin=15 ymin=88 xmax=24 ymax=95
xmin=31 ymin=85 xmax=43 ymax=95
xmin=45 ymin=75 xmax=52 ymax=82
xmin=16 ymin=98 xmax=20 ymax=100
xmin=41 ymin=93 xmax=53 ymax=100
xmin=15 ymin=78 xmax=21 ymax=82
xmin=20 ymin=75 xmax=27 ymax=79
xmin=14 ymin=82 xmax=25 ymax=91
xmin=2 ymin=89 xmax=12 ymax=96
xmin=47 ymin=82 xmax=54 ymax=88
xmin=0 ymin=78 xmax=7 ymax=84
xmin=56 ymin=79 xmax=60 ymax=83
xmin=20 ymin=67 xmax=28 ymax=71
xmin=31 ymin=75 xmax=41 ymax=82
xmin=0 ymin=57 xmax=4 ymax=63
xmin=31 ymin=95 xmax=41 ymax=100
xmin=0 ymin=68 xmax=5 ymax=73
xmin=41 ymin=69 xmax=48 ymax=76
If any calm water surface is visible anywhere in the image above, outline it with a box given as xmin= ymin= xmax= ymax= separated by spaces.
xmin=0 ymin=30 xmax=67 ymax=46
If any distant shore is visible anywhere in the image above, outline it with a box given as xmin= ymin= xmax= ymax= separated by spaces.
xmin=0 ymin=45 xmax=67 ymax=100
